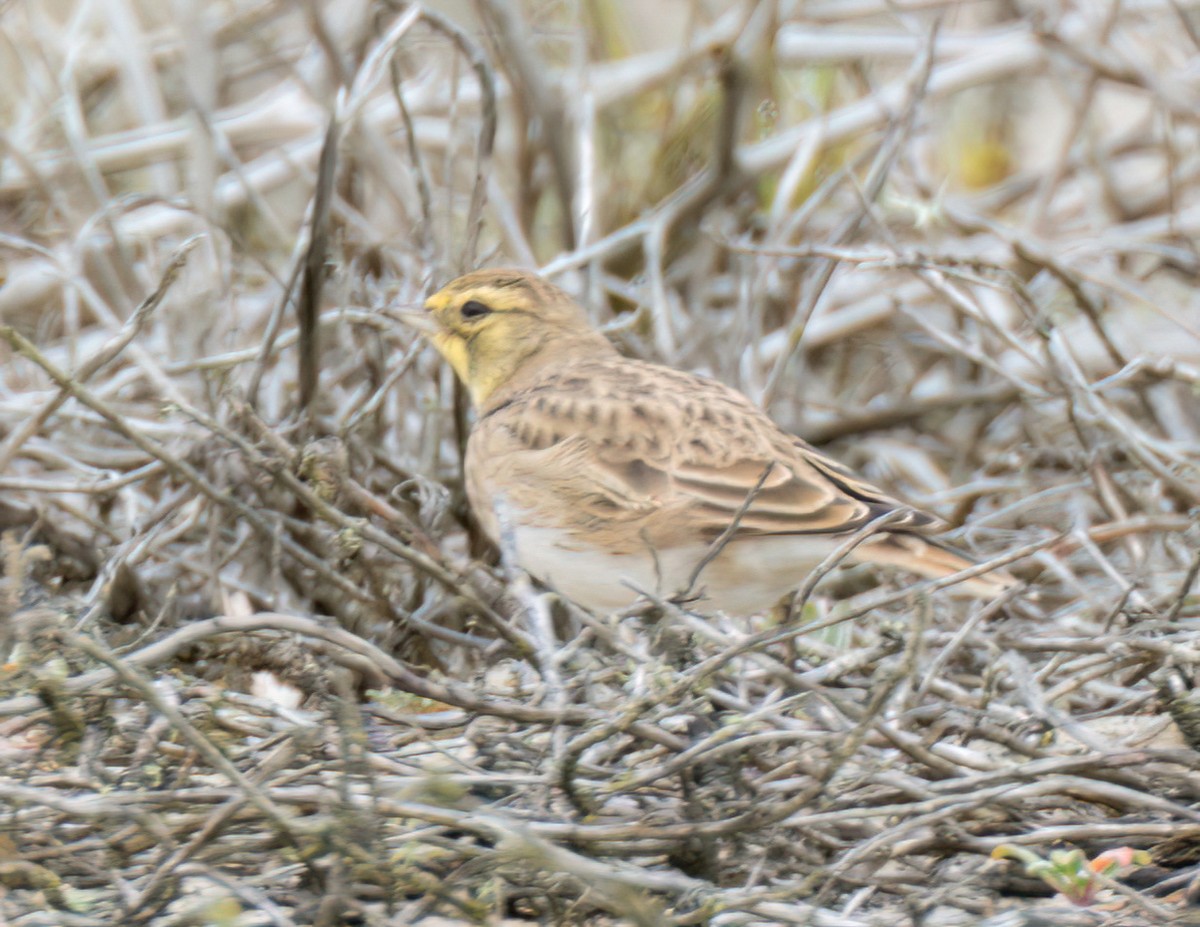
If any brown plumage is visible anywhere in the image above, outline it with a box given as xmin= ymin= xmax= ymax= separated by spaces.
xmin=413 ymin=268 xmax=1015 ymax=614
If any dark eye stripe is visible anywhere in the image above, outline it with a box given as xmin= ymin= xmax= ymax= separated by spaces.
xmin=461 ymin=299 xmax=492 ymax=319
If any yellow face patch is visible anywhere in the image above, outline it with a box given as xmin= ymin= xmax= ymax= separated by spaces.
xmin=431 ymin=330 xmax=472 ymax=393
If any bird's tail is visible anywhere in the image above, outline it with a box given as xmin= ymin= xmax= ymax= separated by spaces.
xmin=854 ymin=532 xmax=1018 ymax=599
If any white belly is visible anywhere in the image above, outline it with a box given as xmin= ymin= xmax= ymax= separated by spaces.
xmin=511 ymin=523 xmax=839 ymax=615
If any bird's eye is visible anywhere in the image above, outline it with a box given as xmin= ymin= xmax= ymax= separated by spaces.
xmin=461 ymin=299 xmax=492 ymax=319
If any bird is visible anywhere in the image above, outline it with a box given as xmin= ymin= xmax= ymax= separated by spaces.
xmin=406 ymin=267 xmax=1016 ymax=615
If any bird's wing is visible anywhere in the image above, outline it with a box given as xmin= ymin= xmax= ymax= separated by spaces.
xmin=468 ymin=359 xmax=940 ymax=552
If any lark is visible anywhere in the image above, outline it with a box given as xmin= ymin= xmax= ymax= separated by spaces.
xmin=409 ymin=268 xmax=1015 ymax=615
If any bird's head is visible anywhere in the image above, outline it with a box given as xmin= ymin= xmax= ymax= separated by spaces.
xmin=412 ymin=268 xmax=612 ymax=407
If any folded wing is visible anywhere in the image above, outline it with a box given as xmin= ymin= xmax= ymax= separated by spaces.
xmin=468 ymin=358 xmax=941 ymax=553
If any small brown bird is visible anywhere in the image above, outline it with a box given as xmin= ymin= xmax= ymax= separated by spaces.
xmin=411 ymin=268 xmax=1015 ymax=615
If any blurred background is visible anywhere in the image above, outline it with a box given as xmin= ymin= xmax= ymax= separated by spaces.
xmin=4 ymin=0 xmax=1198 ymax=620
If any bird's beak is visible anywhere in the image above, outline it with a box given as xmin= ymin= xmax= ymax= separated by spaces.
xmin=392 ymin=307 xmax=441 ymax=337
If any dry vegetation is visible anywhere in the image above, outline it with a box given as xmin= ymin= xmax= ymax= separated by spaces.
xmin=1 ymin=0 xmax=1199 ymax=924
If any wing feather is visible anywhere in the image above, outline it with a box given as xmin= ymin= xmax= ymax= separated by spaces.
xmin=467 ymin=357 xmax=940 ymax=552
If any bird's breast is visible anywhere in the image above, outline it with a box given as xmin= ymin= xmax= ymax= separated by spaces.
xmin=499 ymin=518 xmax=839 ymax=615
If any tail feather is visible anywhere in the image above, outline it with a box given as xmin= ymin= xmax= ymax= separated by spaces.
xmin=853 ymin=532 xmax=1017 ymax=599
